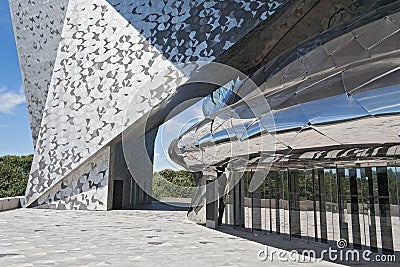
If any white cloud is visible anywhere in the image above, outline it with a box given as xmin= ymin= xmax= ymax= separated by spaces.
xmin=0 ymin=86 xmax=25 ymax=114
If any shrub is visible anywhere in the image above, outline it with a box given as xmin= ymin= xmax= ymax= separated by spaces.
xmin=0 ymin=155 xmax=33 ymax=198
xmin=153 ymin=169 xmax=194 ymax=198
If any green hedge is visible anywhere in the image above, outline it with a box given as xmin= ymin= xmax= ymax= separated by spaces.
xmin=0 ymin=157 xmax=194 ymax=199
xmin=0 ymin=155 xmax=33 ymax=198
xmin=152 ymin=169 xmax=194 ymax=198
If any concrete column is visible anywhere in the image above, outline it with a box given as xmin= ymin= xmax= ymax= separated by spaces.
xmin=252 ymin=180 xmax=262 ymax=231
xmin=187 ymin=171 xmax=206 ymax=224
xmin=365 ymin=167 xmax=378 ymax=252
xmin=376 ymin=166 xmax=394 ymax=254
xmin=288 ymin=169 xmax=301 ymax=238
xmin=224 ymin=171 xmax=235 ymax=225
xmin=233 ymin=173 xmax=245 ymax=227
xmin=217 ymin=171 xmax=227 ymax=226
xmin=337 ymin=168 xmax=349 ymax=242
xmin=349 ymin=168 xmax=361 ymax=249
xmin=206 ymin=177 xmax=218 ymax=229
xmin=318 ymin=168 xmax=328 ymax=243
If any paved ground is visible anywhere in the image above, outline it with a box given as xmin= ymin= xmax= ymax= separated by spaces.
xmin=0 ymin=204 xmax=344 ymax=266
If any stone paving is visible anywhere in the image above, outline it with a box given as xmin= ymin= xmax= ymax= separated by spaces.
xmin=0 ymin=204 xmax=341 ymax=266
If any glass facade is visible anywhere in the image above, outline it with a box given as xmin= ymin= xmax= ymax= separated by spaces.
xmin=169 ymin=4 xmax=400 ymax=257
xmin=224 ymin=167 xmax=400 ymax=253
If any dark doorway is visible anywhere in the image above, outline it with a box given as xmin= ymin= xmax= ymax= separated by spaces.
xmin=113 ymin=180 xmax=123 ymax=209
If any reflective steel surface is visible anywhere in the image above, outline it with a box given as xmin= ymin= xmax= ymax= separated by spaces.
xmin=169 ymin=1 xmax=400 ymax=254
xmin=170 ymin=5 xmax=400 ymax=170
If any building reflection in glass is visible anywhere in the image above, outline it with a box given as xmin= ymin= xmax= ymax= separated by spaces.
xmin=169 ymin=5 xmax=400 ymax=254
xmin=222 ymin=166 xmax=399 ymax=254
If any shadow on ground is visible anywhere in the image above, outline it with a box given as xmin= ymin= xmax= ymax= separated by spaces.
xmin=213 ymin=224 xmax=399 ymax=266
xmin=114 ymin=201 xmax=399 ymax=265
xmin=127 ymin=201 xmax=190 ymax=211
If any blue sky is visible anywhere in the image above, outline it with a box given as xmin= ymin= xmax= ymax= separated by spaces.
xmin=153 ymin=100 xmax=204 ymax=171
xmin=0 ymin=1 xmax=33 ymax=156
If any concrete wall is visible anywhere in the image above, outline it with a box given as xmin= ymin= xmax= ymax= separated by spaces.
xmin=108 ymin=136 xmax=152 ymax=209
xmin=0 ymin=197 xmax=24 ymax=212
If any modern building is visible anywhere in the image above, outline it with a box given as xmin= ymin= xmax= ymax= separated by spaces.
xmin=9 ymin=0 xmax=284 ymax=209
xmin=169 ymin=0 xmax=400 ymax=255
xmin=9 ymin=0 xmax=400 ymax=256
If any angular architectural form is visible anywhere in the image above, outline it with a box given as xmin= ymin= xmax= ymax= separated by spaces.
xmin=169 ymin=0 xmax=400 ymax=255
xmin=9 ymin=0 xmax=284 ymax=210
